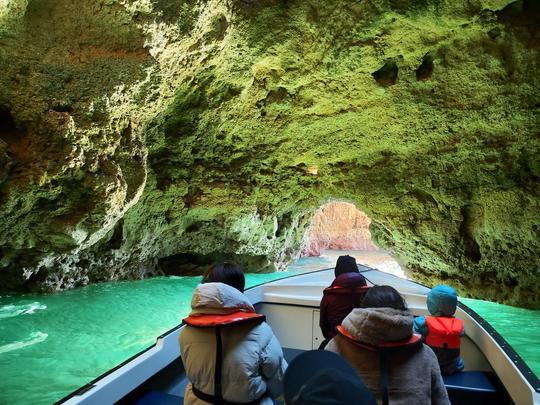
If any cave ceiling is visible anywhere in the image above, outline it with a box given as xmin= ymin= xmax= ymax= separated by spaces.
xmin=0 ymin=0 xmax=538 ymax=307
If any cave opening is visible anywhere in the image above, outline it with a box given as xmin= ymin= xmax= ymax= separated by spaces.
xmin=157 ymin=252 xmax=272 ymax=276
xmin=301 ymin=201 xmax=405 ymax=278
xmin=158 ymin=252 xmax=219 ymax=276
xmin=0 ymin=105 xmax=17 ymax=142
xmin=372 ymin=59 xmax=399 ymax=86
xmin=416 ymin=52 xmax=434 ymax=81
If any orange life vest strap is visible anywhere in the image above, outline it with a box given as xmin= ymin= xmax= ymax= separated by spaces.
xmin=183 ymin=311 xmax=265 ymax=328
xmin=337 ymin=325 xmax=422 ymax=351
xmin=323 ymin=285 xmax=370 ymax=295
xmin=425 ymin=316 xmax=463 ymax=349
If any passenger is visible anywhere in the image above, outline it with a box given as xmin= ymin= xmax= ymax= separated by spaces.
xmin=319 ymin=255 xmax=368 ymax=343
xmin=283 ymin=350 xmax=376 ymax=405
xmin=326 ymin=285 xmax=450 ymax=405
xmin=414 ymin=285 xmax=465 ymax=374
xmin=180 ymin=262 xmax=287 ymax=405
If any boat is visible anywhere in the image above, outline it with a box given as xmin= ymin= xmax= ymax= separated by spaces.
xmin=56 ymin=265 xmax=540 ymax=405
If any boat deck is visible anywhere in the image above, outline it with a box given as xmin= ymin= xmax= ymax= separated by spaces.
xmin=58 ymin=268 xmax=539 ymax=405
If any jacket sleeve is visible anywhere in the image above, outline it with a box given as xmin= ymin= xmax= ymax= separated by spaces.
xmin=319 ymin=294 xmax=331 ymax=339
xmin=413 ymin=315 xmax=428 ymax=337
xmin=458 ymin=317 xmax=466 ymax=336
xmin=260 ymin=334 xmax=288 ymax=399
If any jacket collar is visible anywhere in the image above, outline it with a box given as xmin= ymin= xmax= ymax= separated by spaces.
xmin=330 ymin=272 xmax=367 ymax=288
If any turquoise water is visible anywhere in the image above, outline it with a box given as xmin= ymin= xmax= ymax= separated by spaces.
xmin=0 ymin=255 xmax=538 ymax=404
xmin=460 ymin=298 xmax=540 ymax=377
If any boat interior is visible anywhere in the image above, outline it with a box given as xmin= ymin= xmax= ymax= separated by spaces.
xmin=59 ymin=267 xmax=540 ymax=405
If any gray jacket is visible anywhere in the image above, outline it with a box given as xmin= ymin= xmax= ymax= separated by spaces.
xmin=180 ymin=283 xmax=287 ymax=405
xmin=326 ymin=307 xmax=450 ymax=405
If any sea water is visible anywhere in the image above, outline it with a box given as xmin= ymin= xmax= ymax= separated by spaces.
xmin=0 ymin=253 xmax=538 ymax=404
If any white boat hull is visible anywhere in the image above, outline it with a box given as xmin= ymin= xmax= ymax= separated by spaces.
xmin=58 ymin=267 xmax=540 ymax=405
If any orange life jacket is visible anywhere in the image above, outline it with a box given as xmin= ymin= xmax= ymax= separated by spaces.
xmin=425 ymin=316 xmax=463 ymax=349
xmin=323 ymin=285 xmax=370 ymax=295
xmin=183 ymin=311 xmax=265 ymax=328
xmin=336 ymin=325 xmax=422 ymax=351
xmin=183 ymin=311 xmax=266 ymax=405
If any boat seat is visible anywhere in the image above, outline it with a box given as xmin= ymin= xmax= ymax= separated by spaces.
xmin=133 ymin=390 xmax=183 ymax=405
xmin=443 ymin=371 xmax=510 ymax=404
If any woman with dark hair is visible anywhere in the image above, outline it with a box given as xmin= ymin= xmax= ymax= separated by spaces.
xmin=319 ymin=255 xmax=368 ymax=341
xmin=360 ymin=285 xmax=407 ymax=310
xmin=326 ymin=285 xmax=450 ymax=405
xmin=180 ymin=262 xmax=287 ymax=405
xmin=201 ymin=262 xmax=246 ymax=293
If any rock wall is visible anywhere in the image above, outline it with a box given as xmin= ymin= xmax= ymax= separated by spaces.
xmin=301 ymin=202 xmax=377 ymax=255
xmin=0 ymin=0 xmax=538 ymax=307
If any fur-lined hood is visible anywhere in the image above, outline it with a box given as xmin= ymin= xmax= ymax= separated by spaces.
xmin=341 ymin=307 xmax=414 ymax=346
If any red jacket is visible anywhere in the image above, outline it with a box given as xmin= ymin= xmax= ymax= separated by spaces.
xmin=319 ymin=272 xmax=368 ymax=339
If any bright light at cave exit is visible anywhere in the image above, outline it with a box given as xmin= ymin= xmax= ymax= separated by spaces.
xmin=302 ymin=201 xmax=407 ymax=279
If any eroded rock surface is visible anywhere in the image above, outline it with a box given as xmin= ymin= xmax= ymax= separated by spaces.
xmin=302 ymin=202 xmax=377 ymax=256
xmin=0 ymin=0 xmax=538 ymax=307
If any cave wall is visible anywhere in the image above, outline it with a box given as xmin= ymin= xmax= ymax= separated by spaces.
xmin=0 ymin=0 xmax=538 ymax=307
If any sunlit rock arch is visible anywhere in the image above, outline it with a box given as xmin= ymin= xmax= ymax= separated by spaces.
xmin=301 ymin=201 xmax=378 ymax=256
xmin=300 ymin=200 xmax=406 ymax=279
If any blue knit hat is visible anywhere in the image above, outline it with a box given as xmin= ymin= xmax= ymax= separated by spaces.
xmin=427 ymin=285 xmax=458 ymax=316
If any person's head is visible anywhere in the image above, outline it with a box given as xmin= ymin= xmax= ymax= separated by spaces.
xmin=202 ymin=262 xmax=245 ymax=293
xmin=284 ymin=350 xmax=376 ymax=405
xmin=334 ymin=255 xmax=359 ymax=277
xmin=361 ymin=285 xmax=407 ymax=310
xmin=427 ymin=285 xmax=458 ymax=316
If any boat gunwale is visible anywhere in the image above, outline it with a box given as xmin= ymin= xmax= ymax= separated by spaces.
xmin=54 ymin=265 xmax=540 ymax=404
xmin=456 ymin=300 xmax=540 ymax=392
xmin=54 ymin=266 xmax=340 ymax=404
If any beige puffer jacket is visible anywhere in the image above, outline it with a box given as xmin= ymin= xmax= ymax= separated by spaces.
xmin=180 ymin=282 xmax=287 ymax=405
xmin=326 ymin=307 xmax=450 ymax=405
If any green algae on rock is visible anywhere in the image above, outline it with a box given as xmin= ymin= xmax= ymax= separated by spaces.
xmin=0 ymin=0 xmax=538 ymax=307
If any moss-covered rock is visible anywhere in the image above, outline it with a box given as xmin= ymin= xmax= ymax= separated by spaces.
xmin=0 ymin=0 xmax=538 ymax=307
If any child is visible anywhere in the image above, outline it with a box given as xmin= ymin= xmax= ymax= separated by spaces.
xmin=414 ymin=285 xmax=465 ymax=374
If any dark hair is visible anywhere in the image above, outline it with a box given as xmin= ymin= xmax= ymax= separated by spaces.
xmin=361 ymin=285 xmax=407 ymax=310
xmin=202 ymin=262 xmax=245 ymax=293
xmin=334 ymin=255 xmax=359 ymax=277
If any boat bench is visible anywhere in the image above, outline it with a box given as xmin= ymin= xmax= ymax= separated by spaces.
xmin=443 ymin=371 xmax=511 ymax=404
xmin=283 ymin=349 xmax=511 ymax=404
xmin=131 ymin=359 xmax=510 ymax=405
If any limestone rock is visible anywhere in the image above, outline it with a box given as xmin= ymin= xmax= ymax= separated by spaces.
xmin=0 ymin=0 xmax=538 ymax=307
xmin=302 ymin=202 xmax=377 ymax=256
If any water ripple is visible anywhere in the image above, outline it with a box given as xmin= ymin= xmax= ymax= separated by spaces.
xmin=0 ymin=302 xmax=47 ymax=319
xmin=0 ymin=332 xmax=48 ymax=354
